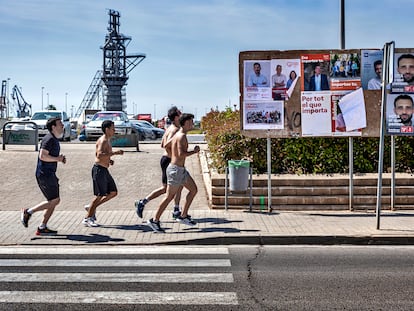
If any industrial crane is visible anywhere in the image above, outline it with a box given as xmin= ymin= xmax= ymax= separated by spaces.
xmin=11 ymin=85 xmax=31 ymax=118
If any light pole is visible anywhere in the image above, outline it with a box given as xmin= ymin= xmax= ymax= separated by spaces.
xmin=65 ymin=92 xmax=68 ymax=113
xmin=46 ymin=93 xmax=49 ymax=109
xmin=154 ymin=104 xmax=156 ymax=121
xmin=41 ymin=87 xmax=44 ymax=110
xmin=6 ymin=78 xmax=10 ymax=118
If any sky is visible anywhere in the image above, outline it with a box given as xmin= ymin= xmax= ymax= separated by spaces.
xmin=0 ymin=0 xmax=413 ymax=121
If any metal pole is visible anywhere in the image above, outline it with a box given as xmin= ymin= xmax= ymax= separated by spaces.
xmin=6 ymin=78 xmax=10 ymax=119
xmin=376 ymin=41 xmax=394 ymax=229
xmin=391 ymin=135 xmax=395 ymax=210
xmin=339 ymin=0 xmax=354 ymax=210
xmin=65 ymin=92 xmax=68 ymax=113
xmin=41 ymin=87 xmax=44 ymax=110
xmin=267 ymin=135 xmax=272 ymax=213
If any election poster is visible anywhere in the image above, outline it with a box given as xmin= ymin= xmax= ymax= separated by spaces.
xmin=301 ymin=91 xmax=331 ymax=136
xmin=361 ymin=49 xmax=383 ymax=90
xmin=386 ymin=93 xmax=414 ymax=135
xmin=329 ymin=52 xmax=361 ymax=91
xmin=270 ymin=59 xmax=300 ymax=100
xmin=300 ymin=54 xmax=331 ymax=92
xmin=392 ymin=53 xmax=414 ymax=93
xmin=243 ymin=101 xmax=284 ymax=130
xmin=243 ymin=60 xmax=272 ymax=100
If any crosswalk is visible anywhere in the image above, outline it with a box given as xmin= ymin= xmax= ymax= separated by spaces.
xmin=0 ymin=246 xmax=238 ymax=308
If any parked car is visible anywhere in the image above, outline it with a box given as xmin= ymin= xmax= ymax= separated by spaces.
xmin=130 ymin=120 xmax=155 ymax=140
xmin=29 ymin=110 xmax=71 ymax=141
xmin=84 ymin=111 xmax=133 ymax=141
xmin=136 ymin=120 xmax=165 ymax=139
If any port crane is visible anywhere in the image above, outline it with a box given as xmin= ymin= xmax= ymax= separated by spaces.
xmin=11 ymin=85 xmax=31 ymax=118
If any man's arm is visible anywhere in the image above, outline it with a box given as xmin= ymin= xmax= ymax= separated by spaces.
xmin=39 ymin=149 xmax=65 ymax=163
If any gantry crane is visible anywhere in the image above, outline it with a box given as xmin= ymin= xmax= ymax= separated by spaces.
xmin=11 ymin=85 xmax=31 ymax=118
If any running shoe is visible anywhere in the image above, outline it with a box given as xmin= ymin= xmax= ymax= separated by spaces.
xmin=135 ymin=200 xmax=145 ymax=218
xmin=147 ymin=218 xmax=165 ymax=233
xmin=82 ymin=217 xmax=99 ymax=227
xmin=21 ymin=208 xmax=32 ymax=228
xmin=84 ymin=205 xmax=96 ymax=221
xmin=177 ymin=215 xmax=197 ymax=226
xmin=35 ymin=227 xmax=58 ymax=236
xmin=172 ymin=209 xmax=181 ymax=219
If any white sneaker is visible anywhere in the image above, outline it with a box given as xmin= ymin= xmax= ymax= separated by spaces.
xmin=177 ymin=215 xmax=196 ymax=226
xmin=84 ymin=205 xmax=97 ymax=221
xmin=82 ymin=217 xmax=98 ymax=227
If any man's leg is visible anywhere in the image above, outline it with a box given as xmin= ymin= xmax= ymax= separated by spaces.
xmin=180 ymin=175 xmax=197 ymax=218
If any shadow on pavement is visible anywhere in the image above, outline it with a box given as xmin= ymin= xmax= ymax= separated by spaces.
xmin=309 ymin=212 xmax=414 ymax=218
xmin=31 ymin=234 xmax=125 ymax=243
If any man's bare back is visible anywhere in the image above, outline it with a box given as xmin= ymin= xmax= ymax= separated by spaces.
xmin=161 ymin=124 xmax=180 ymax=157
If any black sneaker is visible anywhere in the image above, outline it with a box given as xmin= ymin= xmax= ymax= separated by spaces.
xmin=135 ymin=200 xmax=145 ymax=218
xmin=35 ymin=227 xmax=58 ymax=236
xmin=172 ymin=209 xmax=181 ymax=219
xmin=147 ymin=218 xmax=165 ymax=233
xmin=21 ymin=208 xmax=32 ymax=228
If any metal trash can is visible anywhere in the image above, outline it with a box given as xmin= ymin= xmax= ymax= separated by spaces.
xmin=228 ymin=160 xmax=250 ymax=192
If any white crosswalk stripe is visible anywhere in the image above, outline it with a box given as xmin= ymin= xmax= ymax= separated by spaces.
xmin=0 ymin=246 xmax=238 ymax=307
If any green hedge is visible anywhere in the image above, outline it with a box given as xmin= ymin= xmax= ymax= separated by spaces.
xmin=201 ymin=108 xmax=414 ymax=174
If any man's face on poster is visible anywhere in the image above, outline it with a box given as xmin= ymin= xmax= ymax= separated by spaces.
xmin=398 ymin=57 xmax=414 ymax=83
xmin=254 ymin=64 xmax=261 ymax=75
xmin=375 ymin=63 xmax=382 ymax=78
xmin=394 ymin=98 xmax=413 ymax=124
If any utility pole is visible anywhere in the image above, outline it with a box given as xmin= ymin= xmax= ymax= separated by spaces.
xmin=65 ymin=92 xmax=68 ymax=113
xmin=41 ymin=87 xmax=44 ymax=110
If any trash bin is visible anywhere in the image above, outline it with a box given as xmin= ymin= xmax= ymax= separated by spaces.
xmin=228 ymin=160 xmax=250 ymax=192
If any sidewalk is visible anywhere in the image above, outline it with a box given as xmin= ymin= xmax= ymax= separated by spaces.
xmin=1 ymin=142 xmax=413 ymax=246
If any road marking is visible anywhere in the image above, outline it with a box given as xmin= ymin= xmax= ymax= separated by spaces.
xmin=0 ymin=258 xmax=231 ymax=267
xmin=0 ymin=272 xmax=234 ymax=283
xmin=0 ymin=246 xmax=229 ymax=255
xmin=0 ymin=291 xmax=238 ymax=305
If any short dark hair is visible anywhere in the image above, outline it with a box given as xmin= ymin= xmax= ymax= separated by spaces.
xmin=398 ymin=54 xmax=414 ymax=67
xmin=394 ymin=94 xmax=414 ymax=108
xmin=102 ymin=120 xmax=114 ymax=133
xmin=179 ymin=113 xmax=194 ymax=127
xmin=46 ymin=117 xmax=61 ymax=132
xmin=168 ymin=106 xmax=181 ymax=120
xmin=373 ymin=59 xmax=382 ymax=68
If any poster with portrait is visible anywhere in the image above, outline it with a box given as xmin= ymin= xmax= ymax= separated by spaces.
xmin=243 ymin=60 xmax=272 ymax=100
xmin=386 ymin=93 xmax=414 ymax=135
xmin=300 ymin=54 xmax=331 ymax=91
xmin=329 ymin=52 xmax=361 ymax=91
xmin=361 ymin=49 xmax=383 ymax=90
xmin=243 ymin=100 xmax=284 ymax=130
xmin=270 ymin=59 xmax=300 ymax=100
xmin=392 ymin=53 xmax=414 ymax=93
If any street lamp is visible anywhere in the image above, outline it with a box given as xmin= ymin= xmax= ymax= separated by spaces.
xmin=46 ymin=93 xmax=49 ymax=108
xmin=6 ymin=78 xmax=10 ymax=118
xmin=41 ymin=87 xmax=44 ymax=110
xmin=65 ymin=92 xmax=68 ymax=113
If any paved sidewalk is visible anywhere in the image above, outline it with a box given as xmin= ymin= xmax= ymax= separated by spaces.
xmin=1 ymin=142 xmax=413 ymax=245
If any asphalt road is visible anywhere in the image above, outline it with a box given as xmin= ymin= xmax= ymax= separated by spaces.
xmin=0 ymin=245 xmax=413 ymax=310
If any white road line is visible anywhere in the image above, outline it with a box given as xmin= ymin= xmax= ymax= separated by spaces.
xmin=0 ymin=246 xmax=229 ymax=255
xmin=0 ymin=259 xmax=231 ymax=267
xmin=0 ymin=291 xmax=239 ymax=305
xmin=0 ymin=272 xmax=234 ymax=283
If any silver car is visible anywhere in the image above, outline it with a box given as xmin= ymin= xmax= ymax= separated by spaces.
xmin=30 ymin=110 xmax=72 ymax=141
xmin=84 ymin=111 xmax=133 ymax=140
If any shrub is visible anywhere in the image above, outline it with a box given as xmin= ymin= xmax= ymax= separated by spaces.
xmin=201 ymin=109 xmax=414 ymax=174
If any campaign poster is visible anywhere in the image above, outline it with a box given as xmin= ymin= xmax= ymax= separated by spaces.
xmin=270 ymin=59 xmax=300 ymax=100
xmin=331 ymin=90 xmax=363 ymax=137
xmin=300 ymin=54 xmax=331 ymax=92
xmin=243 ymin=101 xmax=284 ymax=130
xmin=243 ymin=60 xmax=272 ymax=100
xmin=361 ymin=50 xmax=383 ymax=90
xmin=392 ymin=52 xmax=414 ymax=93
xmin=301 ymin=91 xmax=331 ymax=136
xmin=329 ymin=52 xmax=361 ymax=91
xmin=386 ymin=93 xmax=414 ymax=135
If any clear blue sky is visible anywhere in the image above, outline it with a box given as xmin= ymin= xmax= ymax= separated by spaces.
xmin=0 ymin=0 xmax=412 ymax=120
